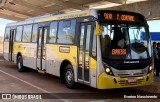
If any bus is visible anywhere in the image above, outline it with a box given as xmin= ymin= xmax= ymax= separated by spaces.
xmin=3 ymin=9 xmax=153 ymax=89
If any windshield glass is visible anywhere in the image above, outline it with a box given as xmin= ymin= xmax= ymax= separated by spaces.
xmin=101 ymin=24 xmax=151 ymax=60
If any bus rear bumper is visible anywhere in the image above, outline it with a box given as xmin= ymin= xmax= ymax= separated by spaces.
xmin=97 ymin=72 xmax=153 ymax=89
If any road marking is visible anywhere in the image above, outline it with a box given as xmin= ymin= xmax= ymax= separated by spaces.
xmin=90 ymin=100 xmax=116 ymax=102
xmin=0 ymin=69 xmax=70 ymax=102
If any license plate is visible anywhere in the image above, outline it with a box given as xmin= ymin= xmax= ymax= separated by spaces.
xmin=128 ymin=78 xmax=137 ymax=83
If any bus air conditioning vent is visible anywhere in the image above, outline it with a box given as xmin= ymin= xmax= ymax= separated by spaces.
xmin=133 ymin=73 xmax=144 ymax=76
xmin=118 ymin=73 xmax=144 ymax=77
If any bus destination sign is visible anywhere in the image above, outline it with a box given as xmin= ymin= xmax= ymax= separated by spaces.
xmin=97 ymin=10 xmax=145 ymax=23
xmin=104 ymin=13 xmax=135 ymax=22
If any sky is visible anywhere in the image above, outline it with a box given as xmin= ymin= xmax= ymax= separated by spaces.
xmin=0 ymin=18 xmax=160 ymax=36
xmin=147 ymin=20 xmax=160 ymax=32
xmin=0 ymin=18 xmax=15 ymax=36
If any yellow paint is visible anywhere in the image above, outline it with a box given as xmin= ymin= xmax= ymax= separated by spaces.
xmin=13 ymin=43 xmax=96 ymax=69
xmin=89 ymin=57 xmax=97 ymax=70
xmin=13 ymin=42 xmax=37 ymax=58
xmin=98 ymin=71 xmax=153 ymax=89
xmin=145 ymin=71 xmax=153 ymax=85
xmin=96 ymin=24 xmax=102 ymax=36
xmin=38 ymin=11 xmax=90 ymax=22
xmin=14 ymin=42 xmax=26 ymax=56
xmin=46 ymin=44 xmax=78 ymax=67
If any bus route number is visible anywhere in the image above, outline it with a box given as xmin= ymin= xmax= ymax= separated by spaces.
xmin=104 ymin=13 xmax=112 ymax=20
xmin=112 ymin=49 xmax=126 ymax=55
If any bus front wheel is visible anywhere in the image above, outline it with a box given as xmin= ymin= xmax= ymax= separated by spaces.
xmin=17 ymin=56 xmax=25 ymax=72
xmin=64 ymin=64 xmax=75 ymax=88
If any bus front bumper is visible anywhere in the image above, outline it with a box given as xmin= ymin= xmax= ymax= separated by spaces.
xmin=98 ymin=71 xmax=153 ymax=89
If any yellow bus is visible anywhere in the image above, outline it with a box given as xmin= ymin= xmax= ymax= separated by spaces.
xmin=3 ymin=9 xmax=153 ymax=89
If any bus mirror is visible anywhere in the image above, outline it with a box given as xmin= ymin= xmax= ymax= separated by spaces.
xmin=96 ymin=24 xmax=102 ymax=36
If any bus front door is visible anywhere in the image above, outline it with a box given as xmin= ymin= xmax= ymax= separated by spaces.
xmin=9 ymin=29 xmax=15 ymax=61
xmin=37 ymin=27 xmax=48 ymax=72
xmin=78 ymin=22 xmax=94 ymax=83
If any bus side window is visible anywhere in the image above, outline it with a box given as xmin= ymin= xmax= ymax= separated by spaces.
xmin=57 ymin=19 xmax=76 ymax=44
xmin=49 ymin=21 xmax=58 ymax=43
xmin=22 ymin=24 xmax=32 ymax=42
xmin=92 ymin=30 xmax=96 ymax=57
xmin=32 ymin=24 xmax=38 ymax=42
xmin=4 ymin=28 xmax=10 ymax=42
xmin=16 ymin=26 xmax=23 ymax=42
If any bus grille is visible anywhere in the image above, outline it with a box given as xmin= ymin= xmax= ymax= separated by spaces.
xmin=118 ymin=79 xmax=144 ymax=86
xmin=117 ymin=73 xmax=144 ymax=77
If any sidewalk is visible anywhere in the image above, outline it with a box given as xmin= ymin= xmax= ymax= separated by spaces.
xmin=135 ymin=76 xmax=160 ymax=93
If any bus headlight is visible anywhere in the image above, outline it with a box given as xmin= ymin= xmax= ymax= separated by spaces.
xmin=103 ymin=62 xmax=114 ymax=75
xmin=105 ymin=67 xmax=113 ymax=75
xmin=149 ymin=66 xmax=153 ymax=70
xmin=106 ymin=68 xmax=110 ymax=73
xmin=147 ymin=65 xmax=153 ymax=74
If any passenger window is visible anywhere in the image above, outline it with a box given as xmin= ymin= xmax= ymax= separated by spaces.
xmin=92 ymin=31 xmax=96 ymax=57
xmin=57 ymin=19 xmax=76 ymax=44
xmin=32 ymin=24 xmax=38 ymax=42
xmin=22 ymin=24 xmax=32 ymax=42
xmin=86 ymin=25 xmax=91 ymax=52
xmin=4 ymin=28 xmax=10 ymax=42
xmin=49 ymin=21 xmax=58 ymax=43
xmin=16 ymin=26 xmax=23 ymax=41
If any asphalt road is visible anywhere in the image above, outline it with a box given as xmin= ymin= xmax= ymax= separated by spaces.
xmin=0 ymin=56 xmax=159 ymax=102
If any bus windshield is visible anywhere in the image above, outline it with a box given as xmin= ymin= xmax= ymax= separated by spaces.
xmin=101 ymin=24 xmax=151 ymax=60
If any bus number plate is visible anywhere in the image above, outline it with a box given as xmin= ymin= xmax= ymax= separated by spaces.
xmin=128 ymin=78 xmax=137 ymax=83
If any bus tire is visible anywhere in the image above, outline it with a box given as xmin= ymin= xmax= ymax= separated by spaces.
xmin=17 ymin=56 xmax=25 ymax=72
xmin=64 ymin=64 xmax=75 ymax=88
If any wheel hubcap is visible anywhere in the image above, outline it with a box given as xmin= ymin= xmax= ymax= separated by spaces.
xmin=66 ymin=71 xmax=73 ymax=84
xmin=18 ymin=60 xmax=21 ymax=69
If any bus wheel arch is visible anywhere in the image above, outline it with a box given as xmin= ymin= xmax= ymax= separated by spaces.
xmin=60 ymin=60 xmax=75 ymax=88
xmin=16 ymin=52 xmax=25 ymax=72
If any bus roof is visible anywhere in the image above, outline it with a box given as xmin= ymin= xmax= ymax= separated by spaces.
xmin=6 ymin=9 xmax=145 ymax=27
xmin=6 ymin=9 xmax=97 ymax=27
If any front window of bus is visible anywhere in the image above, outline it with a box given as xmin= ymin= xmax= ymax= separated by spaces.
xmin=101 ymin=24 xmax=151 ymax=60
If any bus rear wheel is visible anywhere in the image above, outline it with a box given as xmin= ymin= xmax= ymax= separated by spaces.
xmin=64 ymin=64 xmax=75 ymax=88
xmin=17 ymin=56 xmax=25 ymax=72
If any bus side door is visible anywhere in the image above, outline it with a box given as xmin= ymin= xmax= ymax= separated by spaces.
xmin=9 ymin=29 xmax=16 ymax=61
xmin=37 ymin=26 xmax=48 ymax=71
xmin=78 ymin=22 xmax=94 ymax=83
